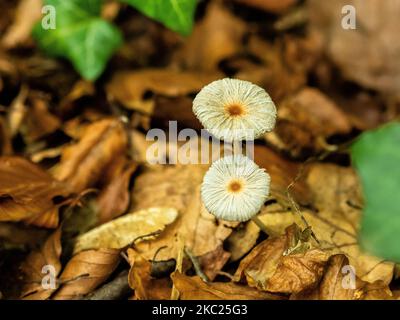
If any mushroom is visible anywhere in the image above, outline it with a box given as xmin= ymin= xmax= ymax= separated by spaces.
xmin=193 ymin=78 xmax=277 ymax=142
xmin=201 ymin=154 xmax=274 ymax=234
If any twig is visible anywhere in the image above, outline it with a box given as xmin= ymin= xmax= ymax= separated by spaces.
xmin=82 ymin=270 xmax=130 ymax=300
xmin=184 ymin=247 xmax=209 ymax=283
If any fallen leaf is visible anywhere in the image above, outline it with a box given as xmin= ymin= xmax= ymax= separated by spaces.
xmin=107 ymin=68 xmax=220 ymax=114
xmin=127 ymin=249 xmax=171 ymax=300
xmin=52 ymin=248 xmax=120 ymax=300
xmin=0 ymin=157 xmax=72 ymax=227
xmin=173 ymin=2 xmax=246 ymax=71
xmin=20 ymin=228 xmax=62 ymax=300
xmin=234 ymin=224 xmax=328 ymax=294
xmin=7 ymin=85 xmax=28 ymax=137
xmin=225 ymin=220 xmax=260 ymax=262
xmin=291 ymin=254 xmax=393 ymax=300
xmin=265 ymin=88 xmax=352 ymax=156
xmin=73 ymin=207 xmax=178 ymax=254
xmin=97 ymin=160 xmax=138 ymax=224
xmin=258 ymin=163 xmax=395 ymax=285
xmin=54 ymin=118 xmax=128 ymax=192
xmin=171 ymin=271 xmax=282 ymax=300
xmin=198 ymin=245 xmax=231 ymax=281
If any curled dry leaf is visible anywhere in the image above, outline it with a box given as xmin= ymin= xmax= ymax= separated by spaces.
xmin=107 ymin=69 xmax=220 ymax=114
xmin=54 ymin=118 xmax=127 ymax=192
xmin=265 ymin=88 xmax=352 ymax=157
xmin=52 ymin=248 xmax=120 ymax=300
xmin=258 ymin=163 xmax=394 ymax=285
xmin=197 ymin=245 xmax=231 ymax=281
xmin=226 ymin=220 xmax=260 ymax=262
xmin=173 ymin=1 xmax=246 ymax=71
xmin=292 ymin=254 xmax=393 ymax=300
xmin=130 ymin=164 xmax=237 ymax=263
xmin=171 ymin=272 xmax=282 ymax=300
xmin=254 ymin=145 xmax=312 ymax=206
xmin=127 ymin=249 xmax=171 ymax=300
xmin=0 ymin=116 xmax=12 ymax=155
xmin=73 ymin=207 xmax=178 ymax=254
xmin=0 ymin=157 xmax=72 ymax=227
xmin=20 ymin=228 xmax=62 ymax=300
xmin=97 ymin=160 xmax=138 ymax=224
xmin=234 ymin=224 xmax=328 ymax=294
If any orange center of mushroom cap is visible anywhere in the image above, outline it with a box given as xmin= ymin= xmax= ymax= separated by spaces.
xmin=227 ymin=180 xmax=243 ymax=193
xmin=225 ymin=103 xmax=246 ymax=117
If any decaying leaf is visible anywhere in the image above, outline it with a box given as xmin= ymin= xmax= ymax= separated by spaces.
xmin=97 ymin=160 xmax=138 ymax=224
xmin=265 ymin=87 xmax=352 ymax=156
xmin=173 ymin=1 xmax=246 ymax=71
xmin=107 ymin=69 xmax=220 ymax=114
xmin=292 ymin=254 xmax=393 ymax=300
xmin=234 ymin=224 xmax=328 ymax=294
xmin=53 ymin=248 xmax=120 ymax=300
xmin=20 ymin=228 xmax=62 ymax=300
xmin=171 ymin=272 xmax=282 ymax=300
xmin=73 ymin=207 xmax=178 ymax=254
xmin=198 ymin=245 xmax=231 ymax=281
xmin=127 ymin=249 xmax=171 ymax=300
xmin=258 ymin=163 xmax=395 ymax=285
xmin=0 ymin=157 xmax=72 ymax=227
xmin=54 ymin=118 xmax=128 ymax=192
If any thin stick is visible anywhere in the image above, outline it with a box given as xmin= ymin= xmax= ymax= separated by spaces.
xmin=184 ymin=247 xmax=209 ymax=283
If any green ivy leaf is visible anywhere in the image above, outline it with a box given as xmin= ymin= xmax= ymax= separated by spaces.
xmin=351 ymin=122 xmax=400 ymax=262
xmin=122 ymin=0 xmax=197 ymax=36
xmin=33 ymin=0 xmax=123 ymax=80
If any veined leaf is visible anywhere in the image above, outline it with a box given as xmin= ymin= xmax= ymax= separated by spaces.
xmin=33 ymin=0 xmax=122 ymax=80
xmin=122 ymin=0 xmax=197 ymax=36
xmin=351 ymin=122 xmax=400 ymax=262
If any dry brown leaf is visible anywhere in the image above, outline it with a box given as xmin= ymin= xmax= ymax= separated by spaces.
xmin=23 ymin=95 xmax=61 ymax=143
xmin=171 ymin=272 xmax=282 ymax=300
xmin=130 ymin=164 xmax=237 ymax=262
xmin=20 ymin=228 xmax=62 ymax=300
xmin=7 ymin=85 xmax=28 ymax=137
xmin=0 ymin=157 xmax=71 ymax=227
xmin=291 ymin=254 xmax=393 ymax=300
xmin=265 ymin=88 xmax=352 ymax=157
xmin=226 ymin=220 xmax=260 ymax=262
xmin=127 ymin=249 xmax=171 ymax=300
xmin=254 ymin=145 xmax=312 ymax=206
xmin=198 ymin=245 xmax=231 ymax=281
xmin=173 ymin=1 xmax=246 ymax=71
xmin=54 ymin=118 xmax=127 ymax=192
xmin=309 ymin=0 xmax=400 ymax=95
xmin=234 ymin=224 xmax=328 ymax=294
xmin=1 ymin=0 xmax=42 ymax=49
xmin=97 ymin=160 xmax=137 ymax=224
xmin=73 ymin=207 xmax=178 ymax=254
xmin=52 ymin=248 xmax=120 ymax=300
xmin=107 ymin=69 xmax=220 ymax=114
xmin=0 ymin=116 xmax=12 ymax=155
xmin=258 ymin=163 xmax=394 ymax=285
xmin=235 ymin=0 xmax=297 ymax=14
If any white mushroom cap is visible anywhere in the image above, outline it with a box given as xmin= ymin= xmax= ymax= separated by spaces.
xmin=193 ymin=78 xmax=277 ymax=141
xmin=201 ymin=154 xmax=270 ymax=222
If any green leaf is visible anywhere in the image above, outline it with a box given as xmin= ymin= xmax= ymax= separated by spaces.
xmin=33 ymin=0 xmax=122 ymax=80
xmin=351 ymin=122 xmax=400 ymax=262
xmin=122 ymin=0 xmax=197 ymax=36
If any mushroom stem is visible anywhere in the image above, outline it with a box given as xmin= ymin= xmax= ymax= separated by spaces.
xmin=251 ymin=216 xmax=277 ymax=237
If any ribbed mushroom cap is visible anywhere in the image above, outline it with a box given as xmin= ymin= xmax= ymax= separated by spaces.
xmin=193 ymin=78 xmax=277 ymax=141
xmin=201 ymin=154 xmax=270 ymax=222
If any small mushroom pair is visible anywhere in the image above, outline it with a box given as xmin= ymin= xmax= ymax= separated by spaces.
xmin=193 ymin=78 xmax=277 ymax=231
